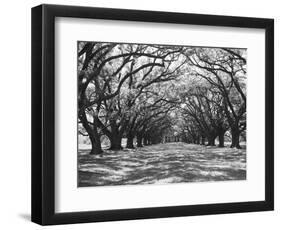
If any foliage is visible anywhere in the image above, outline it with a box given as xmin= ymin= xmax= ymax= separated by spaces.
xmin=77 ymin=42 xmax=247 ymax=154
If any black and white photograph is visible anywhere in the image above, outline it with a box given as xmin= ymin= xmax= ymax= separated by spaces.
xmin=77 ymin=41 xmax=247 ymax=187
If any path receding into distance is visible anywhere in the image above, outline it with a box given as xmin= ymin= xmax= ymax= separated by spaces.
xmin=78 ymin=142 xmax=246 ymax=187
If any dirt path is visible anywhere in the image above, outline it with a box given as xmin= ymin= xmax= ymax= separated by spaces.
xmin=78 ymin=142 xmax=246 ymax=187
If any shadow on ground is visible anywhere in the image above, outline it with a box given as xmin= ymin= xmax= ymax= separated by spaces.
xmin=78 ymin=142 xmax=246 ymax=187
xmin=18 ymin=213 xmax=30 ymax=222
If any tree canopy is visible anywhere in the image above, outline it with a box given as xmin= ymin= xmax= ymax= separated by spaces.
xmin=78 ymin=42 xmax=247 ymax=154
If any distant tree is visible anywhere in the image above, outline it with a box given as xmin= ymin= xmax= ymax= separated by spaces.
xmin=180 ymin=84 xmax=228 ymax=147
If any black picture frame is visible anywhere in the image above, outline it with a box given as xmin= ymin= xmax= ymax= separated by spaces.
xmin=31 ymin=4 xmax=274 ymax=225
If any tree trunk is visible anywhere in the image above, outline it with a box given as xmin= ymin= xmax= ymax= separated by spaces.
xmin=79 ymin=112 xmax=102 ymax=155
xmin=231 ymin=129 xmax=241 ymax=149
xmin=207 ymin=136 xmax=216 ymax=146
xmin=152 ymin=138 xmax=158 ymax=144
xmin=109 ymin=135 xmax=123 ymax=150
xmin=192 ymin=137 xmax=196 ymax=144
xmin=143 ymin=136 xmax=149 ymax=146
xmin=201 ymin=136 xmax=205 ymax=145
xmin=88 ymin=133 xmax=103 ymax=155
xmin=126 ymin=134 xmax=134 ymax=149
xmin=218 ymin=131 xmax=225 ymax=147
xmin=137 ymin=134 xmax=143 ymax=147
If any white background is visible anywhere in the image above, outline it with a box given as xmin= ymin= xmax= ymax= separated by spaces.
xmin=0 ymin=0 xmax=279 ymax=229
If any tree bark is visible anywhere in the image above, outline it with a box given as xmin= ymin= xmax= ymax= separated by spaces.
xmin=91 ymin=118 xmax=103 ymax=154
xmin=79 ymin=112 xmax=103 ymax=155
xmin=207 ymin=136 xmax=216 ymax=146
xmin=89 ymin=134 xmax=103 ymax=155
xmin=107 ymin=120 xmax=123 ymax=150
xmin=230 ymin=128 xmax=241 ymax=149
xmin=218 ymin=132 xmax=225 ymax=147
xmin=137 ymin=134 xmax=143 ymax=147
xmin=201 ymin=136 xmax=205 ymax=145
xmin=109 ymin=135 xmax=123 ymax=150
xmin=151 ymin=137 xmax=158 ymax=144
xmin=143 ymin=136 xmax=149 ymax=146
xmin=126 ymin=133 xmax=134 ymax=149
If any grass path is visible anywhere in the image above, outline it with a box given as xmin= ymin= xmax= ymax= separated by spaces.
xmin=78 ymin=142 xmax=246 ymax=187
